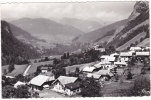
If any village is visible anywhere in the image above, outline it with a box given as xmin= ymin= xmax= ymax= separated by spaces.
xmin=2 ymin=45 xmax=150 ymax=97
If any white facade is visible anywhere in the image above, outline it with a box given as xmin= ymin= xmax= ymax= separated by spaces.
xmin=52 ymin=81 xmax=81 ymax=96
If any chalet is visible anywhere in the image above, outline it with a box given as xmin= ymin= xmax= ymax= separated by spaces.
xmin=14 ymin=81 xmax=26 ymax=88
xmin=136 ymin=51 xmax=149 ymax=57
xmin=52 ymin=76 xmax=80 ymax=96
xmin=100 ymin=55 xmax=115 ymax=63
xmin=119 ymin=52 xmax=132 ymax=62
xmin=82 ymin=66 xmax=96 ymax=73
xmin=29 ymin=74 xmax=55 ymax=90
xmin=130 ymin=47 xmax=142 ymax=51
xmin=65 ymin=82 xmax=81 ymax=96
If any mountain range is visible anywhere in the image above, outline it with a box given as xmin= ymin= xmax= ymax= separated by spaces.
xmin=74 ymin=1 xmax=149 ymax=51
xmin=59 ymin=18 xmax=103 ymax=33
xmin=2 ymin=1 xmax=149 ymax=63
xmin=10 ymin=18 xmax=85 ymax=44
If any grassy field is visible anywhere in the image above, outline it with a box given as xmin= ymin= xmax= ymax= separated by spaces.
xmin=101 ymin=62 xmax=150 ymax=97
xmin=7 ymin=64 xmax=28 ymax=77
xmin=39 ymin=89 xmax=65 ymax=98
xmin=27 ymin=61 xmax=53 ymax=75
xmin=102 ymin=81 xmax=134 ymax=97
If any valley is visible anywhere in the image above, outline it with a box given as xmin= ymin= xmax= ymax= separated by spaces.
xmin=1 ymin=1 xmax=150 ymax=98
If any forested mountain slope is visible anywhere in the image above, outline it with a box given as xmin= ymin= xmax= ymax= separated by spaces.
xmin=1 ymin=21 xmax=40 ymax=65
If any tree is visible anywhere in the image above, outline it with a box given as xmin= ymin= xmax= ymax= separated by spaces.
xmin=2 ymin=85 xmax=17 ymax=98
xmin=15 ymin=85 xmax=31 ymax=98
xmin=53 ymin=58 xmax=60 ymax=65
xmin=140 ymin=37 xmax=144 ymax=42
xmin=8 ymin=64 xmax=15 ymax=73
xmin=44 ymin=57 xmax=49 ymax=61
xmin=130 ymin=75 xmax=150 ymax=96
xmin=35 ymin=66 xmax=41 ymax=75
xmin=126 ymin=70 xmax=132 ymax=80
xmin=114 ymin=73 xmax=119 ymax=82
xmin=16 ymin=74 xmax=24 ymax=82
xmin=66 ymin=52 xmax=70 ymax=59
xmin=81 ymin=77 xmax=102 ymax=97
xmin=135 ymin=41 xmax=138 ymax=45
xmin=52 ymin=67 xmax=66 ymax=79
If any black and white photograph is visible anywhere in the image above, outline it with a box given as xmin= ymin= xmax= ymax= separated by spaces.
xmin=1 ymin=0 xmax=150 ymax=98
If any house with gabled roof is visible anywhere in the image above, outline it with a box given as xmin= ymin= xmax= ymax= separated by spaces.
xmin=52 ymin=76 xmax=80 ymax=96
xmin=82 ymin=66 xmax=96 ymax=73
xmin=29 ymin=74 xmax=55 ymax=90
xmin=136 ymin=51 xmax=150 ymax=57
xmin=65 ymin=82 xmax=81 ymax=96
xmin=119 ymin=52 xmax=132 ymax=62
xmin=100 ymin=55 xmax=116 ymax=63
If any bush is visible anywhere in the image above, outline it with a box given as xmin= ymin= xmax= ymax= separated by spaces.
xmin=130 ymin=75 xmax=150 ymax=96
xmin=81 ymin=77 xmax=102 ymax=97
xmin=126 ymin=71 xmax=132 ymax=80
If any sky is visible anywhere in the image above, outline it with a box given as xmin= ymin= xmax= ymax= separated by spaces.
xmin=1 ymin=1 xmax=136 ymax=23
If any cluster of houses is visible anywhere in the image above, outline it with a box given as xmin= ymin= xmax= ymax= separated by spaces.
xmin=5 ymin=46 xmax=150 ymax=97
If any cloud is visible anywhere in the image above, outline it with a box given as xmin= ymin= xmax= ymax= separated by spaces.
xmin=1 ymin=2 xmax=136 ymax=23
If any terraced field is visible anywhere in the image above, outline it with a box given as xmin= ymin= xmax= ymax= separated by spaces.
xmin=7 ymin=64 xmax=28 ymax=77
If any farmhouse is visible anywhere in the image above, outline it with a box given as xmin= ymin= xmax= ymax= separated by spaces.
xmin=29 ymin=74 xmax=55 ymax=90
xmin=130 ymin=47 xmax=142 ymax=51
xmin=100 ymin=55 xmax=116 ymax=63
xmin=136 ymin=51 xmax=150 ymax=60
xmin=65 ymin=82 xmax=81 ymax=96
xmin=119 ymin=52 xmax=132 ymax=62
xmin=82 ymin=66 xmax=96 ymax=73
xmin=136 ymin=51 xmax=150 ymax=57
xmin=52 ymin=76 xmax=79 ymax=95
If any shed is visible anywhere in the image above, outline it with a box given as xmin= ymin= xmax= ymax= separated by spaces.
xmin=14 ymin=81 xmax=26 ymax=88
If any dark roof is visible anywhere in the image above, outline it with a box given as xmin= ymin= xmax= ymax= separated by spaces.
xmin=65 ymin=82 xmax=81 ymax=90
